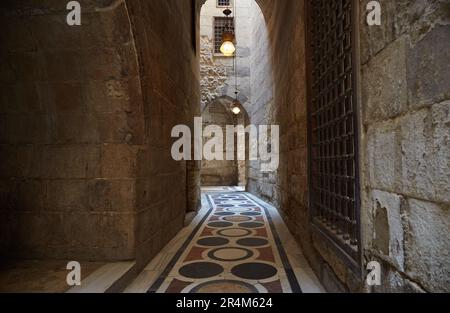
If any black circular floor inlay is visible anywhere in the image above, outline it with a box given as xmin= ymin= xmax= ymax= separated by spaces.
xmin=208 ymin=221 xmax=234 ymax=228
xmin=231 ymin=263 xmax=278 ymax=280
xmin=197 ymin=237 xmax=230 ymax=247
xmin=237 ymin=204 xmax=255 ymax=208
xmin=236 ymin=238 xmax=269 ymax=247
xmin=217 ymin=204 xmax=235 ymax=208
xmin=179 ymin=262 xmax=224 ymax=279
xmin=214 ymin=212 xmax=235 ymax=216
xmin=238 ymin=222 xmax=265 ymax=229
xmin=241 ymin=212 xmax=261 ymax=216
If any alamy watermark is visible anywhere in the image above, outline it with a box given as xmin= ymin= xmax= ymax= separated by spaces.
xmin=366 ymin=1 xmax=382 ymax=26
xmin=65 ymin=1 xmax=382 ymax=27
xmin=366 ymin=261 xmax=382 ymax=287
xmin=66 ymin=261 xmax=81 ymax=287
xmin=171 ymin=118 xmax=279 ymax=173
xmin=66 ymin=1 xmax=81 ymax=26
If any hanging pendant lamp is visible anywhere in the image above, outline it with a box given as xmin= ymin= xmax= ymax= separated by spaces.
xmin=220 ymin=8 xmax=236 ymax=56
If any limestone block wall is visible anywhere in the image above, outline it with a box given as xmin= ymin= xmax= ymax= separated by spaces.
xmin=247 ymin=0 xmax=275 ymax=200
xmin=248 ymin=0 xmax=450 ymax=293
xmin=0 ymin=0 xmax=142 ymax=261
xmin=248 ymin=0 xmax=312 ymax=266
xmin=0 ymin=0 xmax=201 ymax=267
xmin=359 ymin=0 xmax=450 ymax=293
xmin=126 ymin=0 xmax=201 ymax=268
xmin=249 ymin=1 xmax=353 ymax=293
xmin=201 ymin=101 xmax=239 ymax=186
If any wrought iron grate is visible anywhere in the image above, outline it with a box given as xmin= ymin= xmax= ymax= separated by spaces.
xmin=217 ymin=0 xmax=231 ymax=7
xmin=306 ymin=0 xmax=361 ymax=264
xmin=214 ymin=17 xmax=234 ymax=54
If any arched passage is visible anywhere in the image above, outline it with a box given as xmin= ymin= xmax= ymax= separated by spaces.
xmin=198 ymin=0 xmax=271 ymax=189
xmin=0 ymin=0 xmax=447 ymax=294
xmin=201 ymin=96 xmax=250 ymax=187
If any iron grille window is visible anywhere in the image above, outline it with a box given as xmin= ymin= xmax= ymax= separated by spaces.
xmin=306 ymin=0 xmax=361 ymax=267
xmin=217 ymin=0 xmax=231 ymax=7
xmin=214 ymin=17 xmax=234 ymax=54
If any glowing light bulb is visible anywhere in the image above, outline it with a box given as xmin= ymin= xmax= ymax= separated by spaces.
xmin=220 ymin=40 xmax=236 ymax=56
xmin=220 ymin=32 xmax=236 ymax=56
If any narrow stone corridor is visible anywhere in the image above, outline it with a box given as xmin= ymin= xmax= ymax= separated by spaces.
xmin=125 ymin=189 xmax=324 ymax=293
xmin=0 ymin=0 xmax=449 ymax=294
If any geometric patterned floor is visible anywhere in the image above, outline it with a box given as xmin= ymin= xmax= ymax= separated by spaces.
xmin=148 ymin=192 xmax=303 ymax=293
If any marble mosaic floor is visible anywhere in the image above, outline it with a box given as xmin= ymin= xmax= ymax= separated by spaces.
xmin=125 ymin=191 xmax=324 ymax=293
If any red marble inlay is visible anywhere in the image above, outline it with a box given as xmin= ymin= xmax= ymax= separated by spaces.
xmin=166 ymin=278 xmax=192 ymax=293
xmin=255 ymin=216 xmax=264 ymax=223
xmin=209 ymin=215 xmax=221 ymax=221
xmin=254 ymin=227 xmax=268 ymax=238
xmin=261 ymin=280 xmax=283 ymax=293
xmin=200 ymin=227 xmax=215 ymax=237
xmin=184 ymin=246 xmax=208 ymax=262
xmin=256 ymin=247 xmax=275 ymax=263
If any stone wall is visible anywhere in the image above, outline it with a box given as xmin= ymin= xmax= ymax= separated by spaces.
xmin=359 ymin=0 xmax=450 ymax=293
xmin=248 ymin=0 xmax=314 ymax=277
xmin=126 ymin=0 xmax=201 ymax=268
xmin=0 ymin=0 xmax=201 ymax=267
xmin=0 ymin=0 xmax=141 ymax=261
xmin=247 ymin=0 xmax=275 ymax=198
xmin=248 ymin=0 xmax=450 ymax=293
xmin=201 ymin=100 xmax=238 ymax=186
xmin=249 ymin=0 xmax=345 ymax=292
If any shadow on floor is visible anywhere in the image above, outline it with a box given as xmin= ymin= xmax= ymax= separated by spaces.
xmin=0 ymin=260 xmax=104 ymax=293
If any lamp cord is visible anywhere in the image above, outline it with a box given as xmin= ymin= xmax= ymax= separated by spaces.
xmin=234 ymin=0 xmax=238 ymax=100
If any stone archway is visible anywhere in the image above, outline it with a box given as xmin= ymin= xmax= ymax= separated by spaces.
xmin=198 ymin=0 xmax=269 ymax=189
xmin=200 ymin=97 xmax=250 ymax=187
xmin=197 ymin=0 xmax=270 ymax=17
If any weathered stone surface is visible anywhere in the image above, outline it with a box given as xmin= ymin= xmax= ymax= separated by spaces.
xmin=43 ymin=145 xmax=101 ymax=179
xmin=100 ymin=144 xmax=137 ymax=178
xmin=0 ymin=0 xmax=201 ymax=265
xmin=360 ymin=0 xmax=450 ymax=295
xmin=312 ymin=231 xmax=349 ymax=285
xmin=321 ymin=263 xmax=349 ymax=293
xmin=372 ymin=190 xmax=406 ymax=271
xmin=407 ymin=25 xmax=450 ymax=107
xmin=88 ymin=179 xmax=136 ymax=212
xmin=359 ymin=0 xmax=450 ymax=64
xmin=46 ymin=180 xmax=89 ymax=212
xmin=430 ymin=101 xmax=450 ymax=203
xmin=366 ymin=121 xmax=401 ymax=191
xmin=201 ymin=101 xmax=240 ymax=186
xmin=400 ymin=104 xmax=450 ymax=203
xmin=362 ymin=37 xmax=408 ymax=124
xmin=404 ymin=198 xmax=450 ymax=292
xmin=359 ymin=0 xmax=397 ymax=64
xmin=199 ymin=36 xmax=228 ymax=107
